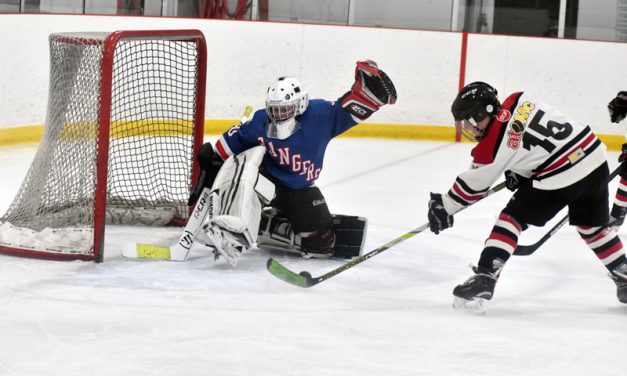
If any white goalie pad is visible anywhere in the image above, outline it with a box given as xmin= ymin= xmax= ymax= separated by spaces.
xmin=203 ymin=145 xmax=275 ymax=250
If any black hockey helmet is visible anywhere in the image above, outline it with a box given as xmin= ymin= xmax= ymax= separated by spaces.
xmin=451 ymin=82 xmax=500 ymax=122
xmin=451 ymin=82 xmax=500 ymax=141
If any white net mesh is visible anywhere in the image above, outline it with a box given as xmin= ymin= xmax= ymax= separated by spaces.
xmin=0 ymin=31 xmax=204 ymax=260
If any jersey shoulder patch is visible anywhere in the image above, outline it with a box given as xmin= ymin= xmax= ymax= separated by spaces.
xmin=471 ymin=92 xmax=523 ymax=165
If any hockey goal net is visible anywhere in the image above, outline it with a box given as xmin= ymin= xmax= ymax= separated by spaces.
xmin=0 ymin=30 xmax=207 ymax=262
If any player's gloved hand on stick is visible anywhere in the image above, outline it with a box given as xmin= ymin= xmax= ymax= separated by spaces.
xmin=617 ymin=143 xmax=627 ymax=179
xmin=428 ymin=192 xmax=454 ymax=234
xmin=188 ymin=142 xmax=225 ymax=206
xmin=618 ymin=143 xmax=627 ymax=164
xmin=340 ymin=59 xmax=397 ymax=120
xmin=504 ymin=170 xmax=528 ymax=191
xmin=608 ymin=91 xmax=627 ymax=123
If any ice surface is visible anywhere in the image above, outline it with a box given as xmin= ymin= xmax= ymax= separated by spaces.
xmin=0 ymin=139 xmax=625 ymax=376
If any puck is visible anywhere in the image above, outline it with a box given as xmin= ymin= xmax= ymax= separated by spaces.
xmin=299 ymin=271 xmax=312 ymax=278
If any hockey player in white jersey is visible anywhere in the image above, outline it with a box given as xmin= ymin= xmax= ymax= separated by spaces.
xmin=607 ymin=91 xmax=627 ymax=231
xmin=427 ymin=82 xmax=627 ymax=311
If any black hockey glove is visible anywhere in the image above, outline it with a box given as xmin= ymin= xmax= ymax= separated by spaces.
xmin=618 ymin=143 xmax=627 ymax=180
xmin=619 ymin=143 xmax=627 ymax=164
xmin=608 ymin=91 xmax=627 ymax=123
xmin=428 ymin=192 xmax=454 ymax=234
xmin=504 ymin=170 xmax=528 ymax=191
xmin=187 ymin=142 xmax=224 ymax=206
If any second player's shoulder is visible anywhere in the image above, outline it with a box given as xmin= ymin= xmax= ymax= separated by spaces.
xmin=470 ymin=92 xmax=525 ymax=164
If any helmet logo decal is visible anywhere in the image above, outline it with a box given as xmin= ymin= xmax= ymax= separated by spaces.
xmin=461 ymin=88 xmax=477 ymax=99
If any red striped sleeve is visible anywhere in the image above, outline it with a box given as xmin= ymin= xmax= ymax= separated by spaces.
xmin=215 ymin=138 xmax=233 ymax=160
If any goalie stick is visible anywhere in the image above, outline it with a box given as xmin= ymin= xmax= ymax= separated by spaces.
xmin=266 ymin=181 xmax=507 ymax=288
xmin=122 ymin=187 xmax=211 ymax=260
xmin=122 ymin=105 xmax=253 ymax=261
xmin=513 ymin=163 xmax=623 ymax=256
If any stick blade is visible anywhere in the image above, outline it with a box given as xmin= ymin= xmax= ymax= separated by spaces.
xmin=121 ymin=243 xmax=189 ymax=261
xmin=266 ymin=258 xmax=313 ymax=288
xmin=512 ymin=244 xmax=536 ymax=256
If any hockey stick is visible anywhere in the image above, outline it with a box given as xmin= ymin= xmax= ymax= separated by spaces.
xmin=513 ymin=163 xmax=623 ymax=256
xmin=266 ymin=181 xmax=507 ymax=288
xmin=121 ymin=105 xmax=253 ymax=261
xmin=122 ymin=187 xmax=211 ymax=260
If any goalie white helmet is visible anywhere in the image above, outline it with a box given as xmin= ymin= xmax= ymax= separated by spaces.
xmin=265 ymin=77 xmax=309 ymax=136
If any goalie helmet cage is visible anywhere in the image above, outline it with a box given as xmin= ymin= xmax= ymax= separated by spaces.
xmin=0 ymin=29 xmax=207 ymax=262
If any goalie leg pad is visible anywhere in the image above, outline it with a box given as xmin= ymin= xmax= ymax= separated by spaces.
xmin=202 ymin=145 xmax=275 ymax=265
xmin=203 ymin=222 xmax=248 ymax=267
xmin=257 ymin=210 xmax=299 ymax=253
xmin=330 ymin=215 xmax=368 ymax=259
xmin=257 ymin=211 xmax=367 ymax=259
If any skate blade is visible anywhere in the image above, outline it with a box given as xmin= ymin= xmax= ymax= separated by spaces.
xmin=452 ymin=297 xmax=487 ymax=315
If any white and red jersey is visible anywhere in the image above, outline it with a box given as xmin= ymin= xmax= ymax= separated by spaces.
xmin=443 ymin=91 xmax=607 ymax=214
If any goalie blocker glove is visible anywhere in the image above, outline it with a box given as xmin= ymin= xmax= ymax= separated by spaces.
xmin=340 ymin=59 xmax=397 ymax=121
xmin=609 ymin=91 xmax=627 ymax=123
xmin=188 ymin=142 xmax=225 ymax=206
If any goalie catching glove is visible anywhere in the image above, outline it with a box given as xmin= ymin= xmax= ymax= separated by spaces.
xmin=340 ymin=59 xmax=397 ymax=121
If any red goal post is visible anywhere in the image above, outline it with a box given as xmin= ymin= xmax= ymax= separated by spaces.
xmin=0 ymin=29 xmax=207 ymax=262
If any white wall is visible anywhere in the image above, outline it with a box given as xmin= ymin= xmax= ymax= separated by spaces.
xmin=466 ymin=33 xmax=627 ymax=134
xmin=0 ymin=14 xmax=626 ymax=136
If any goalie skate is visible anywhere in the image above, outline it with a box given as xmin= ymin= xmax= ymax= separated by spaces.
xmin=204 ymin=225 xmax=248 ymax=268
xmin=257 ymin=211 xmax=367 ymax=259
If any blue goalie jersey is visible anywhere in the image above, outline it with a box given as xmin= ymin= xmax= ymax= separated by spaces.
xmin=214 ymin=99 xmax=358 ymax=189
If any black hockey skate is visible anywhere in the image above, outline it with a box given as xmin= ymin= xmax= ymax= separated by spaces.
xmin=610 ymin=263 xmax=627 ymax=304
xmin=610 ymin=205 xmax=627 ymax=232
xmin=452 ymin=265 xmax=498 ymax=314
